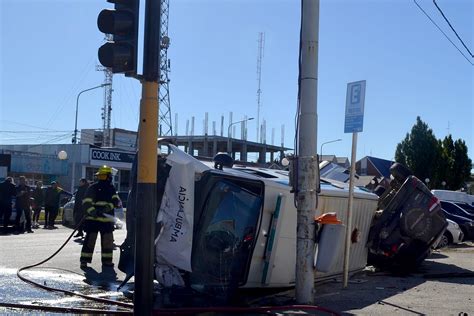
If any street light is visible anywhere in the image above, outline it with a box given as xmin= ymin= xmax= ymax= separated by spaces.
xmin=227 ymin=117 xmax=254 ymax=154
xmin=320 ymin=138 xmax=342 ymax=162
xmin=73 ymin=83 xmax=111 ymax=144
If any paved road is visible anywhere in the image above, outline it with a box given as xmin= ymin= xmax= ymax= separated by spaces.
xmin=0 ymin=225 xmax=131 ymax=314
xmin=1 ymin=225 xmax=473 ymax=315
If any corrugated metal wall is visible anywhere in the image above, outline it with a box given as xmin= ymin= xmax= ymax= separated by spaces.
xmin=316 ymin=195 xmax=377 ymax=278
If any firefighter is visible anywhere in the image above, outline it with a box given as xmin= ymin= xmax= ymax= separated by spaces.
xmin=80 ymin=165 xmax=121 ymax=268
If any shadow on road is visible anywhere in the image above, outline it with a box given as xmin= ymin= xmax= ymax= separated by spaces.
xmin=427 ymin=252 xmax=448 ymax=259
xmin=82 ymin=266 xmax=118 ymax=291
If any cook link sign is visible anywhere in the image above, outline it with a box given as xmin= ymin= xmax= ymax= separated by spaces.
xmin=89 ymin=148 xmax=135 ymax=168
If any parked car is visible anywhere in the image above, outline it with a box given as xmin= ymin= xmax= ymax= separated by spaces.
xmin=62 ymin=196 xmax=124 ymax=230
xmin=434 ymin=219 xmax=464 ymax=248
xmin=432 ymin=189 xmax=474 ymax=206
xmin=441 ymin=209 xmax=474 ymax=241
xmin=455 ymin=202 xmax=474 ymax=215
xmin=440 ymin=201 xmax=474 ymax=221
xmin=0 ymin=197 xmax=25 ymax=229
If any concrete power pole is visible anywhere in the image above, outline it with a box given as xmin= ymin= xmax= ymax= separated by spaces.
xmin=295 ymin=0 xmax=320 ymax=305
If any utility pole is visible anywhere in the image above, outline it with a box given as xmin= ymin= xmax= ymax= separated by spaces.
xmin=295 ymin=0 xmax=319 ymax=305
xmin=134 ymin=0 xmax=160 ymax=314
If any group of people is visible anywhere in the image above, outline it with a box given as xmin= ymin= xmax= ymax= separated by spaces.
xmin=0 ymin=177 xmax=71 ymax=234
xmin=0 ymin=165 xmax=122 ymax=268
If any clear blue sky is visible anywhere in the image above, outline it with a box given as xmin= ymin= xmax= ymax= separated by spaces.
xmin=1 ymin=0 xmax=472 ymax=163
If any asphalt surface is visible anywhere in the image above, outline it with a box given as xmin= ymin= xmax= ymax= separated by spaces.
xmin=0 ymin=224 xmax=132 ymax=314
xmin=1 ymin=225 xmax=473 ymax=315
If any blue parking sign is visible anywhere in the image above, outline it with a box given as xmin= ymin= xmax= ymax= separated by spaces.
xmin=344 ymin=80 xmax=366 ymax=133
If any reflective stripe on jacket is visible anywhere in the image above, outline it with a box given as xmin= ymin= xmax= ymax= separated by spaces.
xmin=82 ymin=180 xmax=120 ymax=223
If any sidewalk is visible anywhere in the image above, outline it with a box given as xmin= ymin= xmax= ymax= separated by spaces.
xmin=255 ymin=242 xmax=474 ymax=315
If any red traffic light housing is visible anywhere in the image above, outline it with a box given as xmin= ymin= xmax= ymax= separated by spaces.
xmin=97 ymin=0 xmax=139 ymax=75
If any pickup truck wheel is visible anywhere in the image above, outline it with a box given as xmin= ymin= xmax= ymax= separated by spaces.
xmin=436 ymin=232 xmax=451 ymax=249
xmin=390 ymin=163 xmax=412 ymax=183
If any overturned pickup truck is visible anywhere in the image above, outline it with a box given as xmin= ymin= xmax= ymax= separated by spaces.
xmin=119 ymin=145 xmax=447 ymax=299
xmin=367 ymin=163 xmax=448 ymax=270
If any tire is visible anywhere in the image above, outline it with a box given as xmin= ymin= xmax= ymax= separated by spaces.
xmin=390 ymin=163 xmax=412 ymax=183
xmin=436 ymin=232 xmax=451 ymax=249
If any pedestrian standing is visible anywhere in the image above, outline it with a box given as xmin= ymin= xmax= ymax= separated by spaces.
xmin=31 ymin=181 xmax=44 ymax=228
xmin=80 ymin=165 xmax=121 ymax=268
xmin=0 ymin=177 xmax=16 ymax=234
xmin=15 ymin=176 xmax=33 ymax=234
xmin=44 ymin=181 xmax=71 ymax=229
xmin=73 ymin=178 xmax=89 ymax=238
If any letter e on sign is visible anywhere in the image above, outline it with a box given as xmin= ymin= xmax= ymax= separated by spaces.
xmin=344 ymin=80 xmax=366 ymax=133
xmin=351 ymin=84 xmax=361 ymax=104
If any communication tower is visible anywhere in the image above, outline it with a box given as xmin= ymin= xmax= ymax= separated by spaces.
xmin=97 ymin=34 xmax=114 ymax=147
xmin=159 ymin=0 xmax=173 ymax=136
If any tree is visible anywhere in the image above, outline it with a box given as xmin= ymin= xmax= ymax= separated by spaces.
xmin=395 ymin=117 xmax=472 ymax=190
xmin=395 ymin=117 xmax=441 ymax=187
xmin=450 ymin=139 xmax=472 ymax=190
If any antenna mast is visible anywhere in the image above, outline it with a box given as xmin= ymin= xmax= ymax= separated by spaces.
xmin=97 ymin=34 xmax=114 ymax=147
xmin=159 ymin=0 xmax=173 ymax=136
xmin=256 ymin=32 xmax=264 ymax=143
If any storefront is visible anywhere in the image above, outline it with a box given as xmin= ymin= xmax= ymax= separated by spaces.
xmin=0 ymin=144 xmax=136 ymax=193
xmin=87 ymin=148 xmax=135 ymax=192
xmin=0 ymin=150 xmax=68 ymax=185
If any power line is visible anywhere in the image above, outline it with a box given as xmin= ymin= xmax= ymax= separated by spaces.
xmin=0 ymin=120 xmax=59 ymax=131
xmin=433 ymin=0 xmax=473 ymax=58
xmin=0 ymin=130 xmax=72 ymax=133
xmin=413 ymin=0 xmax=473 ymax=66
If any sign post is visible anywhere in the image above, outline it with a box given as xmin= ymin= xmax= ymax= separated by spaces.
xmin=343 ymin=80 xmax=366 ymax=288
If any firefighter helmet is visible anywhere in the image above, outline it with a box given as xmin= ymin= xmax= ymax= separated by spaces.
xmin=96 ymin=165 xmax=113 ymax=180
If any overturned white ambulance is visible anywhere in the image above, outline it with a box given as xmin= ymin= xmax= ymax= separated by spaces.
xmin=120 ymin=144 xmax=379 ymax=298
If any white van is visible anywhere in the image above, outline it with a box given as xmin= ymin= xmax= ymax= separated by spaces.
xmin=432 ymin=190 xmax=474 ymax=206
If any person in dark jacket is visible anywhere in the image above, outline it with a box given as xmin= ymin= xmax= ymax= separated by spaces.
xmin=31 ymin=181 xmax=44 ymax=229
xmin=80 ymin=165 xmax=120 ymax=268
xmin=73 ymin=178 xmax=89 ymax=238
xmin=0 ymin=177 xmax=16 ymax=234
xmin=15 ymin=176 xmax=33 ymax=233
xmin=44 ymin=181 xmax=71 ymax=229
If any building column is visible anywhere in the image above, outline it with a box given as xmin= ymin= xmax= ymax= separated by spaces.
xmin=258 ymin=146 xmax=267 ymax=164
xmin=212 ymin=139 xmax=217 ymax=157
xmin=204 ymin=135 xmax=209 ymax=157
xmin=241 ymin=142 xmax=248 ymax=162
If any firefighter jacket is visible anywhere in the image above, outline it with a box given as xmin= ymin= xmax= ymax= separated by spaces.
xmin=82 ymin=180 xmax=120 ymax=223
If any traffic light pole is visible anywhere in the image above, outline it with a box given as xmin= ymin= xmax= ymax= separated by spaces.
xmin=134 ymin=0 xmax=160 ymax=315
xmin=134 ymin=81 xmax=158 ymax=315
xmin=96 ymin=0 xmax=159 ymax=313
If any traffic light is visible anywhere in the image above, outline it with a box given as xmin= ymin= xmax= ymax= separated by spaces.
xmin=97 ymin=0 xmax=139 ymax=75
